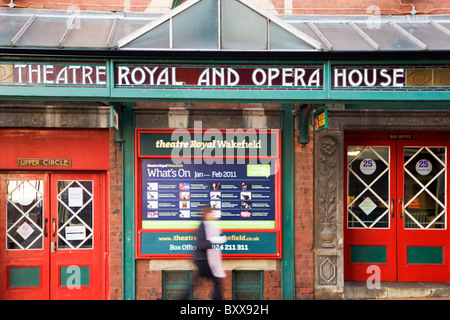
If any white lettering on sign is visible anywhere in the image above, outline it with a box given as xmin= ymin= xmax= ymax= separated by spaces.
xmin=198 ymin=68 xmax=240 ymax=86
xmin=333 ymin=68 xmax=405 ymax=88
xmin=115 ymin=65 xmax=324 ymax=88
xmin=117 ymin=66 xmax=184 ymax=86
xmin=13 ymin=64 xmax=107 ymax=85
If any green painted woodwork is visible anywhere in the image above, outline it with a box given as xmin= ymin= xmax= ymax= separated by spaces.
xmin=351 ymin=246 xmax=387 ymax=263
xmin=281 ymin=103 xmax=295 ymax=300
xmin=60 ymin=266 xmax=90 ymax=286
xmin=328 ymin=90 xmax=450 ymax=102
xmin=110 ymin=88 xmax=327 ymax=102
xmin=9 ymin=267 xmax=40 ymax=288
xmin=297 ymin=104 xmax=314 ymax=146
xmin=407 ymin=246 xmax=443 ymax=264
xmin=122 ymin=102 xmax=136 ymax=300
xmin=0 ymin=57 xmax=448 ymax=103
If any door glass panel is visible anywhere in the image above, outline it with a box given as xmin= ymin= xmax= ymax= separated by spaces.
xmin=57 ymin=181 xmax=93 ymax=249
xmin=404 ymin=147 xmax=446 ymax=229
xmin=347 ymin=146 xmax=390 ymax=228
xmin=6 ymin=180 xmax=44 ymax=250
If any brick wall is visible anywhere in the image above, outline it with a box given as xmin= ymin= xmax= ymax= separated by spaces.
xmin=294 ymin=130 xmax=314 ymax=300
xmin=109 ymin=128 xmax=123 ymax=300
xmin=109 ymin=104 xmax=310 ymax=300
xmin=136 ymin=263 xmax=162 ymax=299
xmin=135 ymin=267 xmax=282 ymax=300
xmin=6 ymin=0 xmax=450 ymax=14
xmin=284 ymin=0 xmax=450 ymax=15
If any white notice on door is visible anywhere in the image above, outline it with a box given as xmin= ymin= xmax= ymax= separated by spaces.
xmin=68 ymin=187 xmax=83 ymax=207
xmin=359 ymin=197 xmax=377 ymax=215
xmin=65 ymin=226 xmax=86 ymax=241
xmin=17 ymin=221 xmax=34 ymax=240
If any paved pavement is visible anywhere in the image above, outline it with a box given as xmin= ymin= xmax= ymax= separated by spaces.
xmin=344 ymin=281 xmax=450 ymax=299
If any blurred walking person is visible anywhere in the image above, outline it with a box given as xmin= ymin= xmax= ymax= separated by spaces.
xmin=181 ymin=205 xmax=227 ymax=300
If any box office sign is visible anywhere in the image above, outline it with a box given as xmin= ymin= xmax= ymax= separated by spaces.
xmin=136 ymin=128 xmax=282 ymax=259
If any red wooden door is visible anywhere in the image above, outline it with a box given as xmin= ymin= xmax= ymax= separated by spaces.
xmin=344 ymin=136 xmax=398 ymax=281
xmin=396 ymin=137 xmax=450 ymax=281
xmin=0 ymin=173 xmax=50 ymax=299
xmin=344 ymin=132 xmax=450 ymax=282
xmin=0 ymin=172 xmax=105 ymax=299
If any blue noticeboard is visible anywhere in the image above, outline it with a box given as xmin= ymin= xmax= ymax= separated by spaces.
xmin=141 ymin=158 xmax=277 ymax=230
xmin=136 ymin=129 xmax=281 ymax=259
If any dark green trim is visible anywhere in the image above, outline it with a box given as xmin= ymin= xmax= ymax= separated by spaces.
xmin=281 ymin=104 xmax=295 ymax=300
xmin=60 ymin=266 xmax=90 ymax=286
xmin=407 ymin=246 xmax=443 ymax=264
xmin=232 ymin=270 xmax=264 ymax=300
xmin=122 ymin=102 xmax=136 ymax=300
xmin=2 ymin=47 xmax=450 ymax=61
xmin=0 ymin=56 xmax=449 ymax=103
xmin=162 ymin=270 xmax=193 ymax=300
xmin=9 ymin=267 xmax=40 ymax=288
xmin=297 ymin=104 xmax=314 ymax=146
xmin=351 ymin=246 xmax=387 ymax=263
xmin=171 ymin=0 xmax=182 ymax=8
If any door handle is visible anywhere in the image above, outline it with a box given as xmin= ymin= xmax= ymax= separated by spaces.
xmin=44 ymin=218 xmax=48 ymax=238
xmin=52 ymin=218 xmax=56 ymax=237
xmin=391 ymin=199 xmax=395 ymax=218
xmin=399 ymin=199 xmax=404 ymax=218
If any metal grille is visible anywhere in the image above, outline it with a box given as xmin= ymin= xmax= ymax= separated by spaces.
xmin=233 ymin=270 xmax=263 ymax=300
xmin=162 ymin=270 xmax=192 ymax=300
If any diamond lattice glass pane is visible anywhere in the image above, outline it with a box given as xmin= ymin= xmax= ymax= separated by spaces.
xmin=347 ymin=146 xmax=390 ymax=228
xmin=6 ymin=180 xmax=44 ymax=250
xmin=57 ymin=181 xmax=93 ymax=249
xmin=404 ymin=147 xmax=446 ymax=229
xmin=349 ymin=192 xmax=389 ymax=228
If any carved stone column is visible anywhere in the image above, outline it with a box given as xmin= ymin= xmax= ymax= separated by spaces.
xmin=313 ymin=130 xmax=344 ymax=299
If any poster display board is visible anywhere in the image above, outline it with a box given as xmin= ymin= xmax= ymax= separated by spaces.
xmin=136 ymin=128 xmax=281 ymax=259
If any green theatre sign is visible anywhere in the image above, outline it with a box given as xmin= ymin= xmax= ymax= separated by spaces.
xmin=0 ymin=59 xmax=448 ymax=100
